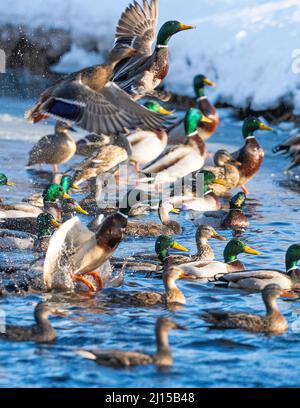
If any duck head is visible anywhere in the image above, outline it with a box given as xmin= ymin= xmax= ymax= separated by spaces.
xmin=196 ymin=225 xmax=226 ymax=242
xmin=214 ymin=150 xmax=241 ymax=167
xmin=229 ymin=192 xmax=246 ymax=210
xmin=156 ymin=316 xmax=186 ymax=333
xmin=95 ymin=212 xmax=128 ymax=254
xmin=61 ymin=198 xmax=89 ymax=217
xmin=0 ymin=173 xmax=14 ymax=187
xmin=195 ymin=170 xmax=226 ymax=194
xmin=156 ymin=21 xmax=195 ymax=47
xmin=37 ymin=213 xmax=60 ymax=238
xmin=223 ymin=239 xmax=260 ymax=263
xmin=43 ymin=183 xmax=71 ymax=202
xmin=60 ymin=175 xmax=80 ymax=193
xmin=242 ymin=117 xmax=273 ymax=139
xmin=194 ymin=74 xmax=216 ymax=98
xmin=155 ymin=235 xmax=188 ymax=261
xmin=55 ymin=121 xmax=76 ymax=134
xmin=144 ymin=100 xmax=173 ymax=115
xmin=285 ymin=244 xmax=300 ymax=273
xmin=184 ymin=108 xmax=212 ymax=137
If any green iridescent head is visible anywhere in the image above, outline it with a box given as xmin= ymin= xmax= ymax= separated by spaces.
xmin=36 ymin=213 xmax=60 ymax=237
xmin=230 ymin=192 xmax=246 ymax=210
xmin=155 ymin=235 xmax=188 ymax=261
xmin=285 ymin=244 xmax=300 ymax=272
xmin=144 ymin=100 xmax=173 ymax=115
xmin=0 ymin=173 xmax=13 ymax=187
xmin=195 ymin=170 xmax=225 ymax=194
xmin=242 ymin=117 xmax=273 ymax=139
xmin=43 ymin=183 xmax=71 ymax=202
xmin=60 ymin=175 xmax=80 ymax=193
xmin=223 ymin=239 xmax=260 ymax=263
xmin=184 ymin=108 xmax=212 ymax=136
xmin=156 ymin=21 xmax=195 ymax=47
xmin=193 ymin=74 xmax=216 ymax=97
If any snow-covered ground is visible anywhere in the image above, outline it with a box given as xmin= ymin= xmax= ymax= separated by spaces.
xmin=1 ymin=0 xmax=300 ymax=112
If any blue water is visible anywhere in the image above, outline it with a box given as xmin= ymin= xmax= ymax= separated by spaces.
xmin=0 ymin=102 xmax=300 ymax=387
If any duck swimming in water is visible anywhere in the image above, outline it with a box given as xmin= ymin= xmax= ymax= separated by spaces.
xmin=177 ymin=238 xmax=260 ymax=279
xmin=76 ymin=316 xmax=185 ymax=367
xmin=202 ymin=284 xmax=288 ymax=334
xmin=0 ymin=302 xmax=57 ymax=343
xmin=218 ymin=244 xmax=300 ymax=291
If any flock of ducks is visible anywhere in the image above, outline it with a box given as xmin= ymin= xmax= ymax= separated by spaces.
xmin=0 ymin=0 xmax=300 ymax=369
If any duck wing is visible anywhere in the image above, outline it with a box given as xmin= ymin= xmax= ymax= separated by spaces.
xmin=29 ymin=80 xmax=166 ymax=135
xmin=43 ymin=217 xmax=94 ymax=289
xmin=114 ymin=0 xmax=158 ymax=55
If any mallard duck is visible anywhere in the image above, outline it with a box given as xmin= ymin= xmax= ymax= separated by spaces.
xmin=22 ymin=174 xmax=79 ymax=208
xmin=25 ymin=45 xmax=166 ymax=134
xmin=61 ymin=198 xmax=89 ymax=222
xmin=104 ymin=265 xmax=190 ymax=307
xmin=125 ymin=199 xmax=181 ymax=237
xmin=0 ymin=302 xmax=57 ymax=343
xmin=112 ymin=234 xmax=189 ymax=272
xmin=43 ymin=205 xmax=129 ymax=291
xmin=177 ymin=238 xmax=260 ymax=278
xmin=219 ymin=244 xmax=300 ymax=291
xmin=71 ymin=135 xmax=131 ymax=185
xmin=27 ymin=121 xmax=77 ymax=173
xmin=202 ymin=284 xmax=288 ymax=334
xmin=0 ymin=212 xmax=60 ymax=252
xmin=128 ymin=100 xmax=172 ymax=173
xmin=230 ymin=117 xmax=273 ymax=195
xmin=76 ymin=134 xmax=112 ymax=157
xmin=173 ymin=170 xmax=224 ymax=212
xmin=204 ymin=150 xmax=241 ymax=196
xmin=192 ymin=192 xmax=248 ymax=232
xmin=112 ymin=0 xmax=194 ymax=99
xmin=273 ymin=132 xmax=300 ymax=171
xmin=142 ymin=108 xmax=211 ymax=183
xmin=76 ymin=316 xmax=185 ymax=367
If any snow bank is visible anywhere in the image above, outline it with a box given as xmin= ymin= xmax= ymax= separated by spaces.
xmin=1 ymin=0 xmax=300 ymax=112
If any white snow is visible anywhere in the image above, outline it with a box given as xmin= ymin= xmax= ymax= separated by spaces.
xmin=1 ymin=0 xmax=300 ymax=112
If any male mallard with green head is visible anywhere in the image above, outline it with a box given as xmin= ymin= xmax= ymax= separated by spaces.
xmin=219 ymin=244 xmax=300 ymax=292
xmin=0 ymin=173 xmax=14 ymax=188
xmin=202 ymin=284 xmax=288 ymax=334
xmin=231 ymin=116 xmax=273 ymax=195
xmin=142 ymin=109 xmax=210 ymax=184
xmin=177 ymin=238 xmax=260 ymax=278
xmin=112 ymin=0 xmax=195 ymax=99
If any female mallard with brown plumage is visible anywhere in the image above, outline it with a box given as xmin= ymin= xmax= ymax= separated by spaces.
xmin=204 ymin=150 xmax=241 ymax=196
xmin=26 ymin=44 xmax=166 ymax=135
xmin=112 ymin=0 xmax=194 ymax=99
xmin=125 ymin=199 xmax=182 ymax=237
xmin=142 ymin=109 xmax=210 ymax=184
xmin=218 ymin=244 xmax=300 ymax=292
xmin=230 ymin=117 xmax=273 ymax=195
xmin=202 ymin=284 xmax=288 ymax=334
xmin=76 ymin=316 xmax=185 ymax=368
xmin=103 ymin=265 xmax=190 ymax=307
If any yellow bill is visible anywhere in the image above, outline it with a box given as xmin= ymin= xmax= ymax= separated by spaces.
xmin=200 ymin=115 xmax=213 ymax=124
xmin=204 ymin=78 xmax=216 ymax=87
xmin=51 ymin=219 xmax=61 ymax=228
xmin=6 ymin=179 xmax=15 ymax=186
xmin=243 ymin=245 xmax=261 ymax=255
xmin=63 ymin=192 xmax=71 ymax=199
xmin=172 ymin=241 xmax=189 ymax=252
xmin=72 ymin=182 xmax=81 ymax=190
xmin=214 ymin=178 xmax=227 ymax=186
xmin=179 ymin=23 xmax=196 ymax=31
xmin=259 ymin=122 xmax=273 ymax=131
xmin=170 ymin=208 xmax=180 ymax=215
xmin=158 ymin=106 xmax=174 ymax=115
xmin=211 ymin=229 xmax=227 ymax=241
xmin=75 ymin=205 xmax=89 ymax=215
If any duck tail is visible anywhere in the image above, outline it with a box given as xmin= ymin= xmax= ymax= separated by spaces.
xmin=75 ymin=349 xmax=97 ymax=360
xmin=272 ymin=144 xmax=289 ymax=154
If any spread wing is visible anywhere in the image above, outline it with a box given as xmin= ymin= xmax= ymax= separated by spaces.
xmin=114 ymin=0 xmax=158 ymax=56
xmin=35 ymin=80 xmax=166 ymax=135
